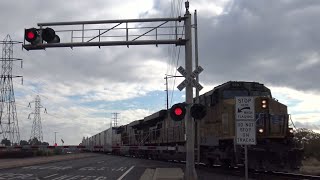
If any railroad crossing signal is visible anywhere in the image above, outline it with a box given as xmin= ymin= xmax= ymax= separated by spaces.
xmin=24 ymin=27 xmax=60 ymax=46
xmin=22 ymin=5 xmax=199 ymax=179
xmin=42 ymin=27 xmax=60 ymax=43
xmin=170 ymin=103 xmax=187 ymax=121
xmin=177 ymin=66 xmax=203 ymax=91
xmin=170 ymin=103 xmax=207 ymax=121
xmin=25 ymin=28 xmax=40 ymax=45
xmin=190 ymin=104 xmax=206 ymax=120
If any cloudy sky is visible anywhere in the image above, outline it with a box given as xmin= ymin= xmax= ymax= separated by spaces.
xmin=0 ymin=0 xmax=319 ymax=145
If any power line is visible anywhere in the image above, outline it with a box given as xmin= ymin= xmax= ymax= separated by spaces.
xmin=166 ymin=0 xmax=186 ymax=107
xmin=169 ymin=22 xmax=185 ymax=107
xmin=170 ymin=45 xmax=182 ymax=107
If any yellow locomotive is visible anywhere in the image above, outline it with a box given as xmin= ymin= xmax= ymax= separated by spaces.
xmin=82 ymin=81 xmax=303 ymax=171
xmin=197 ymin=81 xmax=302 ymax=170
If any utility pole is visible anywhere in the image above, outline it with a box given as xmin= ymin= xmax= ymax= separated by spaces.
xmin=164 ymin=74 xmax=184 ymax=110
xmin=164 ymin=75 xmax=169 ymax=110
xmin=54 ymin=132 xmax=58 ymax=145
xmin=194 ymin=9 xmax=201 ymax=165
xmin=184 ymin=1 xmax=197 ymax=179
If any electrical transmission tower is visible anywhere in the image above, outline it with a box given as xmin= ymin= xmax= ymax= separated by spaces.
xmin=111 ymin=112 xmax=120 ymax=127
xmin=0 ymin=35 xmax=22 ymax=145
xmin=28 ymin=95 xmax=46 ymax=142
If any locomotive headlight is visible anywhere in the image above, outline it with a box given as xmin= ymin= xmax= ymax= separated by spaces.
xmin=289 ymin=129 xmax=294 ymax=133
xmin=261 ymin=99 xmax=268 ymax=109
xmin=258 ymin=128 xmax=264 ymax=133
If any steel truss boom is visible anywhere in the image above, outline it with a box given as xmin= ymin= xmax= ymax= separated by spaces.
xmin=37 ymin=17 xmax=184 ymax=26
xmin=23 ymin=17 xmax=186 ymax=50
xmin=23 ymin=40 xmax=185 ymax=50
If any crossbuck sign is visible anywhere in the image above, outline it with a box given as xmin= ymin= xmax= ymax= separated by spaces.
xmin=177 ymin=66 xmax=203 ymax=91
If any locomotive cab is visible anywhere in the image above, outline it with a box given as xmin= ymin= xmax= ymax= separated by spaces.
xmin=198 ymin=81 xmax=302 ymax=170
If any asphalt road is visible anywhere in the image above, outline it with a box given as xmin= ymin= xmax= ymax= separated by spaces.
xmin=0 ymin=153 xmax=244 ymax=180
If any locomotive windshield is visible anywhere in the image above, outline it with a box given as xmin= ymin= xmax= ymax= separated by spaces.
xmin=223 ymin=89 xmax=248 ymax=99
xmin=251 ymin=91 xmax=271 ymax=97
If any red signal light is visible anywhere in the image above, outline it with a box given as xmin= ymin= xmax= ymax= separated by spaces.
xmin=27 ymin=31 xmax=35 ymax=40
xmin=25 ymin=28 xmax=40 ymax=44
xmin=174 ymin=107 xmax=183 ymax=116
xmin=170 ymin=103 xmax=186 ymax=121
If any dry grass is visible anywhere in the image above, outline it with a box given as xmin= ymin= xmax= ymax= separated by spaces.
xmin=300 ymin=157 xmax=320 ymax=175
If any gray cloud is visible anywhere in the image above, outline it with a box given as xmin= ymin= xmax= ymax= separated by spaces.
xmin=195 ymin=0 xmax=320 ymax=91
xmin=295 ymin=121 xmax=320 ymax=131
xmin=145 ymin=0 xmax=320 ymax=92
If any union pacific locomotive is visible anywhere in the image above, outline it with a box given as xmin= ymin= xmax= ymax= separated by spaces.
xmin=81 ymin=81 xmax=303 ymax=171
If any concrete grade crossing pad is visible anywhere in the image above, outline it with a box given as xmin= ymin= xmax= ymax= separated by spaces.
xmin=140 ymin=168 xmax=184 ymax=180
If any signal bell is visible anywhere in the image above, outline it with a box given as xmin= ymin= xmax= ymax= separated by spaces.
xmin=170 ymin=103 xmax=186 ymax=121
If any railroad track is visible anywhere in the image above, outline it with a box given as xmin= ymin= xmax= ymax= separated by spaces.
xmin=168 ymin=159 xmax=320 ymax=180
xmin=251 ymin=170 xmax=320 ymax=180
xmin=97 ymin=152 xmax=320 ymax=179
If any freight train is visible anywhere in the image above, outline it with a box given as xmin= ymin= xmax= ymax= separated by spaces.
xmin=81 ymin=81 xmax=303 ymax=171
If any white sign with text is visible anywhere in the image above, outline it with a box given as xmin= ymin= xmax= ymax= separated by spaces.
xmin=235 ymin=96 xmax=255 ymax=120
xmin=236 ymin=120 xmax=256 ymax=145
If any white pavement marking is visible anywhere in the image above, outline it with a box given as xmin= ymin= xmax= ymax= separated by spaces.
xmin=44 ymin=173 xmax=59 ymax=179
xmin=79 ymin=167 xmax=96 ymax=171
xmin=0 ymin=173 xmax=33 ymax=179
xmin=117 ymin=167 xmax=127 ymax=171
xmin=22 ymin=166 xmax=72 ymax=170
xmin=117 ymin=166 xmax=134 ymax=180
xmin=52 ymin=175 xmax=70 ymax=180
xmin=93 ymin=177 xmax=107 ymax=180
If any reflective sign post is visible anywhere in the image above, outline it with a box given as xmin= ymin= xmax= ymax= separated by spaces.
xmin=235 ymin=96 xmax=256 ymax=180
xmin=245 ymin=145 xmax=248 ymax=180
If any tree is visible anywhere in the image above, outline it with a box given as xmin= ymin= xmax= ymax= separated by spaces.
xmin=28 ymin=137 xmax=41 ymax=145
xmin=1 ymin=138 xmax=11 ymax=146
xmin=20 ymin=140 xmax=29 ymax=146
xmin=41 ymin=141 xmax=49 ymax=145
xmin=294 ymin=128 xmax=320 ymax=160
